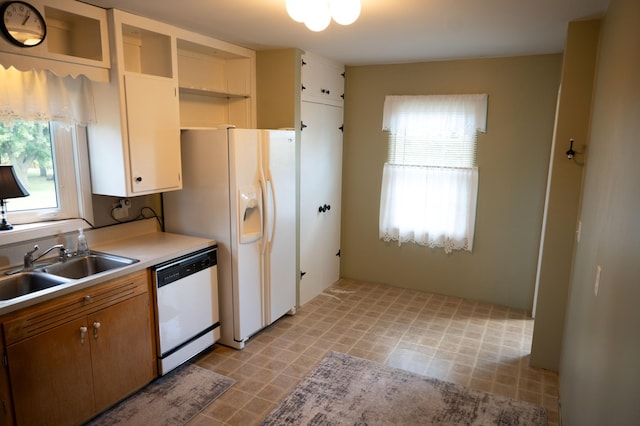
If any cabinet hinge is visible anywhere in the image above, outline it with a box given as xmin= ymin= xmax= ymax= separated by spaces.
xmin=301 ymin=121 xmax=307 ymax=131
xmin=2 ymin=353 xmax=7 ymax=368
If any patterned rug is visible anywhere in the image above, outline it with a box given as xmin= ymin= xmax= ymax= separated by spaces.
xmin=86 ymin=363 xmax=235 ymax=425
xmin=261 ymin=351 xmax=547 ymax=425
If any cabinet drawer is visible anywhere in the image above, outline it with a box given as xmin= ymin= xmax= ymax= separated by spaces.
xmin=3 ymin=270 xmax=148 ymax=346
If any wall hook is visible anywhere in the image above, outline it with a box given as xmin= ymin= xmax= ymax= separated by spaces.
xmin=566 ymin=139 xmax=576 ymax=159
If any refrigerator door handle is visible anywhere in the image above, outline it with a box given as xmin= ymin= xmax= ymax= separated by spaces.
xmin=266 ymin=176 xmax=277 ymax=248
xmin=258 ymin=177 xmax=269 ymax=255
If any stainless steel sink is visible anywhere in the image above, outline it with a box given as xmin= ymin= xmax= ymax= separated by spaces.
xmin=0 ymin=272 xmax=71 ymax=301
xmin=38 ymin=251 xmax=139 ymax=279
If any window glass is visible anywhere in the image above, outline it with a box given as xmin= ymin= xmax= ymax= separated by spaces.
xmin=0 ymin=120 xmax=57 ymax=212
xmin=0 ymin=121 xmax=80 ymax=224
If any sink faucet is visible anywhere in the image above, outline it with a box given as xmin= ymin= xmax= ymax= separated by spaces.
xmin=24 ymin=244 xmax=68 ymax=269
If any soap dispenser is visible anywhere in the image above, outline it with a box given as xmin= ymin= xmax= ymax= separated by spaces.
xmin=76 ymin=228 xmax=89 ymax=255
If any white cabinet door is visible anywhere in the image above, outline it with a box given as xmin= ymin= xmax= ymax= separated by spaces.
xmin=301 ymin=53 xmax=344 ymax=107
xmin=124 ymin=73 xmax=182 ymax=194
xmin=299 ymin=101 xmax=343 ymax=305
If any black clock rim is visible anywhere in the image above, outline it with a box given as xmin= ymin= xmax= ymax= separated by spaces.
xmin=0 ymin=0 xmax=47 ymax=48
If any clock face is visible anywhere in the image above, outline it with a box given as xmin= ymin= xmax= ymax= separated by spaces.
xmin=1 ymin=1 xmax=46 ymax=47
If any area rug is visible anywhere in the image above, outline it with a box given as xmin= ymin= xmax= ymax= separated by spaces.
xmin=261 ymin=351 xmax=547 ymax=425
xmin=87 ymin=363 xmax=235 ymax=425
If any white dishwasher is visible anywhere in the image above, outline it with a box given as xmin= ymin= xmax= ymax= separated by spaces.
xmin=153 ymin=246 xmax=220 ymax=375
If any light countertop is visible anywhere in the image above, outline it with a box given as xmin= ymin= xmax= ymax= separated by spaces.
xmin=0 ymin=227 xmax=215 ymax=316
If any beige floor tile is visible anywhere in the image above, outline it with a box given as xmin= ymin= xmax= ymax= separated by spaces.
xmin=190 ymin=279 xmax=558 ymax=426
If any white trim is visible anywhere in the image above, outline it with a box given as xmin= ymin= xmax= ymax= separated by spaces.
xmin=0 ymin=218 xmax=88 ymax=247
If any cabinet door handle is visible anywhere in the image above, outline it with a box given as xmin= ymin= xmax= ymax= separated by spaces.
xmin=135 ymin=177 xmax=143 ymax=183
xmin=93 ymin=321 xmax=101 ymax=339
xmin=80 ymin=326 xmax=88 ymax=345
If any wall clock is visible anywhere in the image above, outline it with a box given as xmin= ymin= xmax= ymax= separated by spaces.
xmin=0 ymin=1 xmax=46 ymax=47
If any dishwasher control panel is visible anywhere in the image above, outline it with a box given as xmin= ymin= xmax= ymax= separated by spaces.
xmin=154 ymin=246 xmax=217 ymax=288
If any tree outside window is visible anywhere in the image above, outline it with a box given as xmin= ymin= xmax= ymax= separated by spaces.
xmin=0 ymin=120 xmax=57 ymax=212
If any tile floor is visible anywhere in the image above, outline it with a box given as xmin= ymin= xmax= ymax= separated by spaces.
xmin=189 ymin=278 xmax=560 ymax=425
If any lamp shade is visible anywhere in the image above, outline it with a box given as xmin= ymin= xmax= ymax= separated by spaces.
xmin=329 ymin=0 xmax=361 ymax=25
xmin=0 ymin=165 xmax=29 ymax=199
xmin=304 ymin=0 xmax=332 ymax=32
xmin=286 ymin=0 xmax=307 ymax=23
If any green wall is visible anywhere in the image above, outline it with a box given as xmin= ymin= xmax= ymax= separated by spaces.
xmin=341 ymin=55 xmax=562 ymax=311
xmin=530 ymin=20 xmax=601 ymax=371
xmin=559 ymin=0 xmax=640 ymax=423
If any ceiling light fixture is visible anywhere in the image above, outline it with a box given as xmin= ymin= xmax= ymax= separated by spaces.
xmin=286 ymin=0 xmax=361 ymax=32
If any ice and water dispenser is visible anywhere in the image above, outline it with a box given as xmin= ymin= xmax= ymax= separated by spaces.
xmin=238 ymin=185 xmax=262 ymax=243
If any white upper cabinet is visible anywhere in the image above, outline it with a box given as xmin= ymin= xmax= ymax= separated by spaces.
xmin=88 ymin=10 xmax=181 ymax=197
xmin=123 ymin=73 xmax=181 ymax=193
xmin=301 ymin=52 xmax=345 ymax=107
xmin=0 ymin=0 xmax=110 ymax=81
xmin=174 ymin=32 xmax=256 ymax=129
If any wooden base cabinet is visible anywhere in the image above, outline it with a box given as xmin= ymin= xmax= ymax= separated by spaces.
xmin=1 ymin=270 xmax=156 ymax=426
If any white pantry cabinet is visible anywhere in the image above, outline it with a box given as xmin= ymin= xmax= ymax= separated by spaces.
xmin=88 ymin=10 xmax=181 ymax=197
xmin=301 ymin=53 xmax=345 ymax=107
xmin=256 ymin=49 xmax=344 ymax=305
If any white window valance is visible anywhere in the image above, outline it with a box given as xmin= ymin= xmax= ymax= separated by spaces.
xmin=382 ymin=94 xmax=488 ymax=139
xmin=0 ymin=65 xmax=96 ymax=125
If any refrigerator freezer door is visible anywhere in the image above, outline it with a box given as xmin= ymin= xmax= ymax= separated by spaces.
xmin=228 ymin=129 xmax=265 ymax=342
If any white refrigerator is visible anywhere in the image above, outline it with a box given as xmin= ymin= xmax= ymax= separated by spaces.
xmin=164 ymin=127 xmax=297 ymax=349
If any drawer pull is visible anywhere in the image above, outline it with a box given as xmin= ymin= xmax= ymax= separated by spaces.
xmin=80 ymin=326 xmax=88 ymax=344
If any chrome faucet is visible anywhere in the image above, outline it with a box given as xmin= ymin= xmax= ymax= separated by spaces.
xmin=24 ymin=244 xmax=68 ymax=269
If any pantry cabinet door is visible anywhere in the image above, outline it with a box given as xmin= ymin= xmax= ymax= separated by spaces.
xmin=299 ymin=101 xmax=343 ymax=305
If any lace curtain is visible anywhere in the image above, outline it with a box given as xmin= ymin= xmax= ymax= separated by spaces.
xmin=0 ymin=66 xmax=96 ymax=125
xmin=380 ymin=164 xmax=479 ymax=253
xmin=379 ymin=94 xmax=487 ymax=254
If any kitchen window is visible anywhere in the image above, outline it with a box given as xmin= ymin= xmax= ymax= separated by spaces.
xmin=0 ymin=66 xmax=95 ymax=232
xmin=379 ymin=94 xmax=488 ymax=253
xmin=0 ymin=120 xmax=83 ymax=224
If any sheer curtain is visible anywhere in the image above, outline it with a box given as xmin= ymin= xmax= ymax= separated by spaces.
xmin=379 ymin=94 xmax=487 ymax=254
xmin=0 ymin=65 xmax=95 ymax=125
